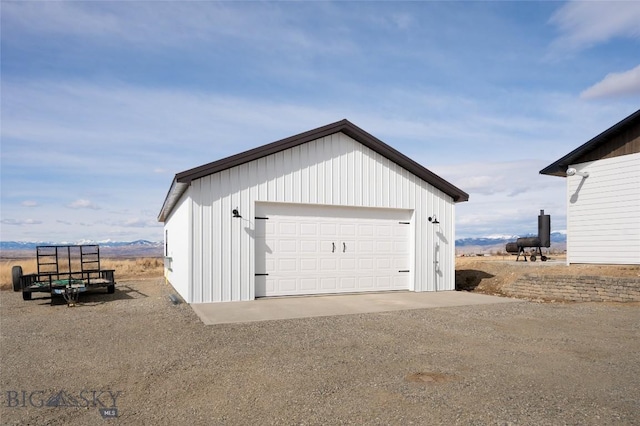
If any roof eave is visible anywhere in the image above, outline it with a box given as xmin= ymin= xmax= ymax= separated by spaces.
xmin=540 ymin=109 xmax=640 ymax=177
xmin=157 ymin=178 xmax=189 ymax=223
xmin=158 ymin=119 xmax=469 ymax=220
xmin=175 ymin=120 xmax=350 ymax=184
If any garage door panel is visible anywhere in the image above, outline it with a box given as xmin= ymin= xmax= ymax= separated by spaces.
xmin=358 ymin=276 xmax=374 ymax=288
xmin=358 ymin=224 xmax=374 ymax=237
xmin=265 ymin=258 xmax=275 ymax=271
xmin=300 ymin=278 xmax=317 ymax=290
xmin=394 ymin=241 xmax=408 ymax=253
xmin=375 ymin=241 xmax=393 ymax=252
xmin=321 ymin=277 xmax=337 ymax=289
xmin=340 ymin=258 xmax=356 ymax=270
xmin=376 ymin=225 xmax=392 ymax=237
xmin=394 ymin=258 xmax=410 ymax=269
xmin=299 ymin=240 xmax=317 ymax=253
xmin=340 ymin=277 xmax=356 ymax=289
xmin=340 ymin=223 xmax=356 ymax=236
xmin=395 ymin=224 xmax=409 ymax=236
xmin=320 ymin=258 xmax=337 ymax=270
xmin=300 ymin=223 xmax=318 ymax=236
xmin=256 ymin=255 xmax=266 ymax=272
xmin=279 ymin=240 xmax=297 ymax=252
xmin=256 ymin=205 xmax=411 ymax=297
xmin=376 ymin=258 xmax=391 ymax=269
xmin=262 ymin=277 xmax=276 ymax=295
xmin=255 ymin=276 xmax=267 ymax=297
xmin=279 ymin=221 xmax=297 ymax=235
xmin=340 ymin=240 xmax=354 ymax=253
xmin=264 ymin=221 xmax=276 ymax=234
xmin=358 ymin=258 xmax=374 ymax=270
xmin=280 ymin=279 xmax=297 ymax=291
xmin=265 ymin=238 xmax=276 ymax=251
xmin=320 ymin=223 xmax=338 ymax=236
xmin=300 ymin=258 xmax=317 ymax=271
xmin=394 ymin=276 xmax=408 ymax=288
xmin=320 ymin=240 xmax=337 ymax=254
xmin=358 ymin=241 xmax=374 ymax=252
xmin=278 ymin=258 xmax=297 ymax=271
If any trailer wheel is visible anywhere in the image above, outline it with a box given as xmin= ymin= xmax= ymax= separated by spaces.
xmin=541 ymin=256 xmax=548 ymax=262
xmin=530 ymin=255 xmax=536 ymax=262
xmin=107 ymin=284 xmax=115 ymax=294
xmin=22 ymin=291 xmax=32 ymax=301
xmin=12 ymin=266 xmax=23 ymax=292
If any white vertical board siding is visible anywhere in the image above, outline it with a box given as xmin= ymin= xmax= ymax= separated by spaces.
xmin=187 ymin=132 xmax=456 ymax=303
xmin=163 ymin=190 xmax=192 ymax=301
xmin=567 ymin=153 xmax=640 ymax=265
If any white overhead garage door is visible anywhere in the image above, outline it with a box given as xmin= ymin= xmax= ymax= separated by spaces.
xmin=255 ymin=203 xmax=412 ymax=297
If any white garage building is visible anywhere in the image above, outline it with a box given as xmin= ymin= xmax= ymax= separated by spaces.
xmin=540 ymin=109 xmax=640 ymax=265
xmin=158 ymin=120 xmax=469 ymax=303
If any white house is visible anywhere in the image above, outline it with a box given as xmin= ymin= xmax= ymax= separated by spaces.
xmin=158 ymin=120 xmax=468 ymax=303
xmin=540 ymin=109 xmax=640 ymax=265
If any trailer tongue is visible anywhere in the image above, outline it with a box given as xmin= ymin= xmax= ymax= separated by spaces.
xmin=12 ymin=245 xmax=116 ymax=306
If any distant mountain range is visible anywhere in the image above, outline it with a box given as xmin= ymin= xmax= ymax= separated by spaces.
xmin=0 ymin=240 xmax=163 ymax=250
xmin=455 ymin=232 xmax=567 ymax=247
xmin=1 ymin=234 xmax=566 ymax=253
xmin=0 ymin=240 xmax=164 ymax=258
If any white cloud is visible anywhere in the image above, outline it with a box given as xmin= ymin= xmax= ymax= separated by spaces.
xmin=56 ymin=220 xmax=73 ymax=225
xmin=581 ymin=65 xmax=640 ymax=99
xmin=432 ymin=160 xmax=567 ymax=238
xmin=67 ymin=199 xmax=100 ymax=210
xmin=1 ymin=218 xmax=43 ymax=226
xmin=550 ymin=1 xmax=640 ymax=51
xmin=21 ymin=200 xmax=39 ymax=207
xmin=114 ymin=218 xmax=162 ymax=228
xmin=432 ymin=160 xmax=558 ymax=197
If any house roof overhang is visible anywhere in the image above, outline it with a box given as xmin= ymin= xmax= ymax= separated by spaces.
xmin=539 ymin=109 xmax=640 ymax=177
xmin=158 ymin=119 xmax=469 ymax=222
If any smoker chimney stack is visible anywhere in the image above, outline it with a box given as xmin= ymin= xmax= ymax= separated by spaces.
xmin=538 ymin=209 xmax=551 ymax=248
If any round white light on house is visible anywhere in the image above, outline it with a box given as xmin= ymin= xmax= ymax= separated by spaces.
xmin=566 ymin=167 xmax=589 ymax=178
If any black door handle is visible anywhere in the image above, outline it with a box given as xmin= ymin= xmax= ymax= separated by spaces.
xmin=343 ymin=242 xmax=346 ymax=253
xmin=332 ymin=242 xmax=335 ymax=253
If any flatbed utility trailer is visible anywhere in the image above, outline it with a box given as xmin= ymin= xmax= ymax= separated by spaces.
xmin=12 ymin=245 xmax=116 ymax=305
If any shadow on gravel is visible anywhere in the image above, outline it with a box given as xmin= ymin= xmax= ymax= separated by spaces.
xmin=455 ymin=269 xmax=495 ymax=291
xmin=32 ymin=285 xmax=144 ymax=306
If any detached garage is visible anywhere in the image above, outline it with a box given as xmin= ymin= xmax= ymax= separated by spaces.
xmin=158 ymin=120 xmax=468 ymax=303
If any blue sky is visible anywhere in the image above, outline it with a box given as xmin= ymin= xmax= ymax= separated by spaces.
xmin=1 ymin=1 xmax=639 ymax=242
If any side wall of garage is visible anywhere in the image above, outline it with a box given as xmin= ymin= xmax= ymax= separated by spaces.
xmin=188 ymin=132 xmax=455 ymax=303
xmin=163 ymin=190 xmax=192 ymax=302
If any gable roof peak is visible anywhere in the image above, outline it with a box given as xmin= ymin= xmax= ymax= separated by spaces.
xmin=158 ymin=119 xmax=468 ymax=221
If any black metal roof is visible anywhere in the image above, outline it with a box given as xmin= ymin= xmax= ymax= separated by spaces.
xmin=540 ymin=109 xmax=640 ymax=177
xmin=158 ymin=119 xmax=469 ymax=222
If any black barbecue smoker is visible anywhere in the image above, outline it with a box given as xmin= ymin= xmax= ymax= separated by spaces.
xmin=505 ymin=210 xmax=551 ymax=261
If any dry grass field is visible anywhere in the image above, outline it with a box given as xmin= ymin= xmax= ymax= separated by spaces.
xmin=2 ymin=253 xmax=639 ymax=294
xmin=0 ymin=257 xmax=163 ymax=291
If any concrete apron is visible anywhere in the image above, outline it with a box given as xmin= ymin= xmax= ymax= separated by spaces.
xmin=190 ymin=291 xmax=521 ymax=325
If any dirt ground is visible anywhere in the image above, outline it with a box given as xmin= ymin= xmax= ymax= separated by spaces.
xmin=1 ymin=260 xmax=639 ymax=425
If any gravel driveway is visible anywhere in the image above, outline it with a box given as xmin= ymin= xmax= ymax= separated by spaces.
xmin=1 ymin=277 xmax=639 ymax=425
